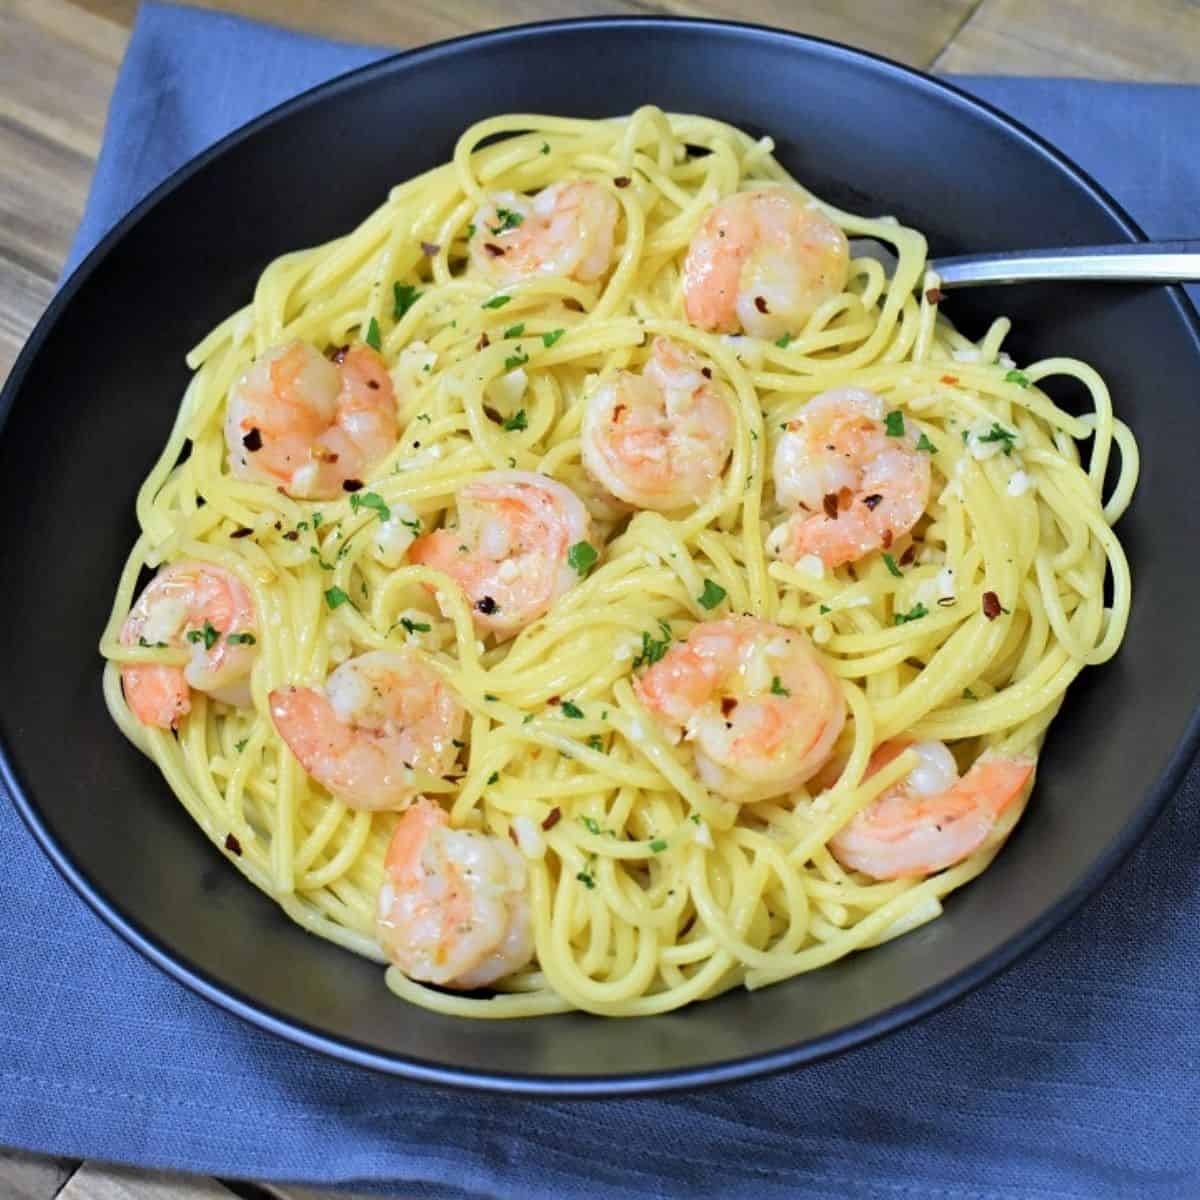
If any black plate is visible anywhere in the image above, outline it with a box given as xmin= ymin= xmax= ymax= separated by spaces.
xmin=3 ymin=18 xmax=1199 ymax=1096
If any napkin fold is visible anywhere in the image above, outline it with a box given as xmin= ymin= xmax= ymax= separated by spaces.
xmin=5 ymin=4 xmax=1199 ymax=1197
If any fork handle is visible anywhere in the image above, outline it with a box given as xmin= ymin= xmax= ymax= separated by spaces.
xmin=932 ymin=240 xmax=1200 ymax=287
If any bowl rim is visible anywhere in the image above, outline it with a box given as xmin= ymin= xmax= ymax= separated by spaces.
xmin=3 ymin=14 xmax=1199 ymax=1097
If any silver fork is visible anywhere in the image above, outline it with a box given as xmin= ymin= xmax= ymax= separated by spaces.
xmin=850 ymin=239 xmax=1200 ymax=288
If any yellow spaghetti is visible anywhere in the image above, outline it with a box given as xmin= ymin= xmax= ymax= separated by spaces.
xmin=99 ymin=108 xmax=1137 ymax=1018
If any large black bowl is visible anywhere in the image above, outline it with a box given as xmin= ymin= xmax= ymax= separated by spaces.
xmin=2 ymin=18 xmax=1198 ymax=1096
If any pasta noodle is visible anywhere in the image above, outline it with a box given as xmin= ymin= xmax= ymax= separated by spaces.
xmin=99 ymin=108 xmax=1136 ymax=1018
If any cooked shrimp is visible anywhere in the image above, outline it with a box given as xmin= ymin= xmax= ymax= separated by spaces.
xmin=408 ymin=470 xmax=592 ymax=640
xmin=467 ymin=183 xmax=619 ymax=286
xmin=635 ymin=615 xmax=844 ymax=803
xmin=581 ymin=336 xmax=735 ymax=511
xmin=377 ymin=797 xmax=534 ymax=988
xmin=829 ymin=740 xmax=1035 ymax=881
xmin=682 ymin=187 xmax=849 ymax=339
xmin=119 ymin=560 xmax=257 ymax=729
xmin=769 ymin=387 xmax=931 ymax=569
xmin=269 ymin=649 xmax=465 ymax=811
xmin=225 ymin=340 xmax=398 ymax=499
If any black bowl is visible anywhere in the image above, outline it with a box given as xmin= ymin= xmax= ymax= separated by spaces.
xmin=2 ymin=18 xmax=1199 ymax=1096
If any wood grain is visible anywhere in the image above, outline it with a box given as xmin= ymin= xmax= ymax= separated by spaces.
xmin=2 ymin=0 xmax=1200 ymax=1197
xmin=0 ymin=1149 xmax=77 ymax=1200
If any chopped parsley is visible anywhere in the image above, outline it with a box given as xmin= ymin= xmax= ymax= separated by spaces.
xmin=324 ymin=586 xmax=351 ymax=610
xmin=769 ymin=676 xmax=791 ymax=697
xmin=883 ymin=553 xmax=903 ymax=578
xmin=185 ymin=620 xmax=220 ymax=650
xmin=774 ymin=332 xmax=793 ymax=349
xmin=689 ymin=813 xmax=701 ymax=824
xmin=963 ymin=687 xmax=978 ymax=700
xmin=522 ymin=713 xmax=535 ymax=724
xmin=575 ymin=869 xmax=596 ymax=890
xmin=393 ymin=282 xmax=422 ymax=320
xmin=884 ymin=410 xmax=905 ymax=437
xmin=349 ymin=491 xmax=390 ymax=521
xmin=698 ymin=578 xmax=727 ymax=610
xmin=399 ymin=617 xmax=431 ymax=635
xmin=503 ymin=348 xmax=529 ymax=372
xmin=893 ymin=601 xmax=929 ymax=625
xmin=979 ymin=423 xmax=1018 ymax=455
xmin=581 ymin=816 xmax=603 ymax=835
xmin=916 ymin=432 xmax=937 ymax=453
xmin=312 ymin=512 xmax=323 ymax=529
xmin=819 ymin=604 xmax=831 ymax=614
xmin=489 ymin=207 xmax=524 ymax=234
xmin=540 ymin=141 xmax=550 ymax=154
xmin=309 ymin=546 xmax=337 ymax=571
xmin=137 ymin=636 xmax=167 ymax=648
xmin=632 ymin=618 xmax=672 ymax=669
xmin=484 ymin=693 xmax=498 ymax=702
xmin=587 ymin=735 xmax=604 ymax=752
xmin=1004 ymin=368 xmax=1031 ymax=388
xmin=567 ymin=541 xmax=598 ymax=576
xmin=416 ymin=412 xmax=431 ymax=423
xmin=400 ymin=516 xmax=422 ymax=533
xmin=560 ymin=700 xmax=585 ymax=719
xmin=486 ymin=771 xmax=500 ymax=785
xmin=234 ymin=738 xmax=249 ymax=753
xmin=542 ymin=328 xmax=566 ymax=348
xmin=364 ymin=316 xmax=382 ymax=351
xmin=482 ymin=294 xmax=511 ymax=309
xmin=503 ymin=322 xmax=525 ymax=338
xmin=649 ymin=838 xmax=668 ymax=853
xmin=502 ymin=409 xmax=528 ymax=432
xmin=225 ymin=632 xmax=256 ymax=645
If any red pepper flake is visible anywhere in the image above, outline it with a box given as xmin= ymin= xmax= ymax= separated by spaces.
xmin=541 ymin=807 xmax=562 ymax=831
xmin=847 ymin=563 xmax=858 ymax=581
xmin=822 ymin=493 xmax=840 ymax=520
xmin=366 ymin=380 xmax=380 ymax=390
xmin=314 ymin=448 xmax=339 ymax=463
xmin=230 ymin=527 xmax=254 ymax=539
xmin=862 ymin=493 xmax=883 ymax=511
xmin=342 ymin=478 xmax=364 ymax=493
xmin=241 ymin=427 xmax=263 ymax=452
xmin=900 ymin=543 xmax=916 ymax=566
xmin=720 ymin=696 xmax=738 ymax=717
xmin=547 ymin=695 xmax=561 ymax=706
xmin=881 ymin=529 xmax=894 ymax=550
xmin=925 ymin=287 xmax=944 ymax=304
xmin=421 ymin=241 xmax=440 ymax=257
xmin=476 ymin=332 xmax=490 ymax=351
xmin=754 ymin=296 xmax=770 ymax=314
xmin=701 ymin=366 xmax=712 ymax=379
xmin=224 ymin=833 xmax=242 ymax=856
xmin=282 ymin=530 xmax=299 ymax=541
xmin=563 ymin=297 xmax=585 ymax=312
xmin=613 ymin=403 xmax=627 ymax=422
xmin=508 ymin=825 xmax=519 ymax=845
xmin=484 ymin=242 xmax=506 ymax=257
xmin=613 ymin=176 xmax=631 ymax=188
xmin=982 ymin=591 xmax=1002 ymax=620
xmin=940 ymin=374 xmax=958 ymax=385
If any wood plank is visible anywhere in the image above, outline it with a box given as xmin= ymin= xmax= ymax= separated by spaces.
xmin=56 ymin=1162 xmax=236 ymax=1200
xmin=0 ymin=1149 xmax=77 ymax=1200
xmin=936 ymin=0 xmax=1200 ymax=80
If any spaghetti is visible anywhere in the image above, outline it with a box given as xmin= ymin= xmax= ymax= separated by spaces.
xmin=100 ymin=108 xmax=1137 ymax=1018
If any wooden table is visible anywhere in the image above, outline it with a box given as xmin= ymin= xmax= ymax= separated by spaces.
xmin=1 ymin=1 xmax=1197 ymax=1196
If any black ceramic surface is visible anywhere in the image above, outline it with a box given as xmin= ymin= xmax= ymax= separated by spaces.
xmin=2 ymin=19 xmax=1199 ymax=1096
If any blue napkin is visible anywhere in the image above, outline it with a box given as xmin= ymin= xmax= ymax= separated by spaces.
xmin=5 ymin=4 xmax=1199 ymax=1196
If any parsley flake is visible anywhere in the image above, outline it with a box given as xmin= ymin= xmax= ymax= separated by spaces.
xmin=649 ymin=838 xmax=668 ymax=853
xmin=503 ymin=323 xmax=525 ymax=338
xmin=225 ymin=632 xmax=256 ymax=645
xmin=698 ymin=578 xmax=727 ymax=610
xmin=400 ymin=516 xmax=422 ymax=533
xmin=484 ymin=693 xmax=499 ymax=702
xmin=540 ymin=141 xmax=550 ymax=154
xmin=502 ymin=409 xmax=528 ymax=432
xmin=567 ymin=541 xmax=598 ymax=576
xmin=1004 ymin=368 xmax=1031 ymax=388
xmin=774 ymin=332 xmax=793 ymax=348
xmin=632 ymin=619 xmax=672 ymax=669
xmin=884 ymin=410 xmax=905 ymax=437
xmin=542 ymin=328 xmax=565 ymax=348
xmin=581 ymin=816 xmax=603 ymax=835
xmin=561 ymin=700 xmax=585 ymax=719
xmin=587 ymin=735 xmax=604 ymax=752
xmin=503 ymin=348 xmax=529 ymax=372
xmin=234 ymin=738 xmax=249 ymax=753
xmin=487 ymin=771 xmax=500 ymax=785
xmin=883 ymin=553 xmax=903 ymax=578
xmin=893 ymin=602 xmax=929 ymax=625
xmin=576 ymin=869 xmax=596 ymax=890
xmin=137 ymin=636 xmax=167 ymax=648
xmin=393 ymin=282 xmax=422 ymax=320
xmin=963 ymin=687 xmax=978 ymax=700
xmin=819 ymin=604 xmax=831 ymax=614
xmin=185 ymin=620 xmax=220 ymax=650
xmin=482 ymin=295 xmax=511 ymax=310
xmin=399 ymin=617 xmax=431 ymax=634
xmin=916 ymin=432 xmax=937 ymax=453
xmin=324 ymin=586 xmax=351 ymax=610
xmin=364 ymin=317 xmax=382 ymax=351
xmin=349 ymin=491 xmax=390 ymax=522
xmin=979 ymin=423 xmax=1018 ymax=455
xmin=489 ymin=207 xmax=524 ymax=234
xmin=769 ymin=676 xmax=791 ymax=697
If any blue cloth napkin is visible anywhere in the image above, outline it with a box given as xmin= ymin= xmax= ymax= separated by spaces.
xmin=5 ymin=4 xmax=1199 ymax=1196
